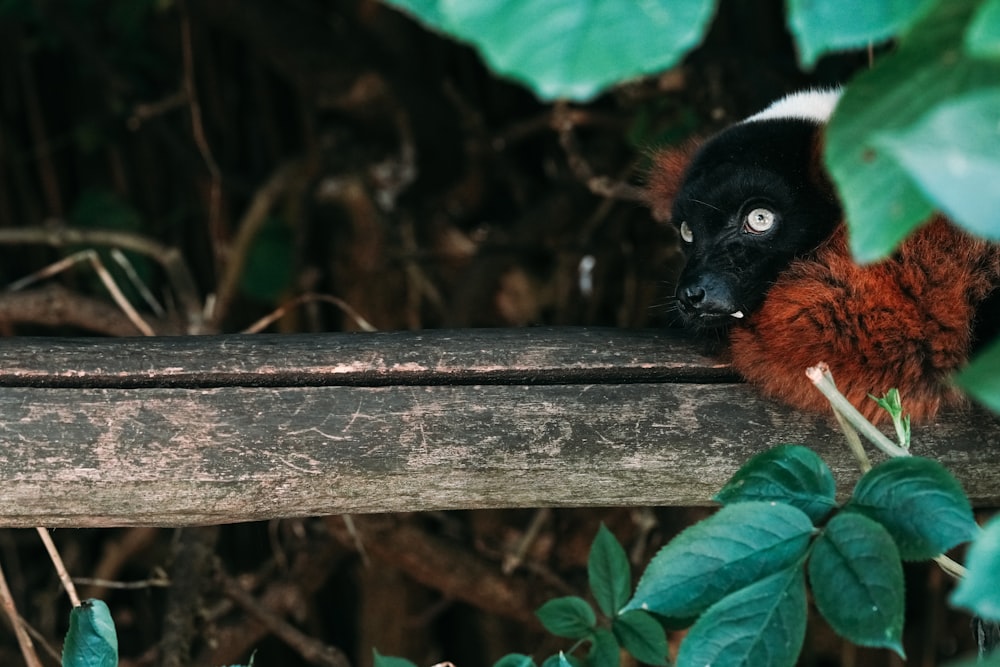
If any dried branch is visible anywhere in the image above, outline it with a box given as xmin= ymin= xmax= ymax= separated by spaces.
xmin=326 ymin=515 xmax=559 ymax=624
xmin=0 ymin=224 xmax=204 ymax=332
xmin=553 ymin=103 xmax=646 ymax=204
xmin=179 ymin=0 xmax=226 ymax=272
xmin=9 ymin=250 xmax=156 ymax=336
xmin=195 ymin=533 xmax=347 ymax=667
xmin=221 ymin=575 xmax=351 ymax=667
xmin=36 ymin=527 xmax=80 ymax=607
xmin=0 ymin=284 xmax=179 ymax=336
xmin=0 ymin=560 xmax=43 ymax=667
xmin=209 ymin=159 xmax=306 ymax=330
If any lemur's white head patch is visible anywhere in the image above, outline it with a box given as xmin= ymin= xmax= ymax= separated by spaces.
xmin=742 ymin=88 xmax=843 ymax=125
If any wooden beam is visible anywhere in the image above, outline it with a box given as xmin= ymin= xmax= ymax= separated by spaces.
xmin=0 ymin=328 xmax=995 ymax=526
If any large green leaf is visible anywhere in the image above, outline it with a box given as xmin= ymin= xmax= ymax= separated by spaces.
xmin=966 ymin=0 xmax=1000 ymax=56
xmin=786 ymin=0 xmax=935 ymax=67
xmin=845 ymin=457 xmax=979 ymax=560
xmin=382 ymin=0 xmax=717 ymax=101
xmin=675 ymin=566 xmax=807 ymax=667
xmin=62 ymin=600 xmax=118 ymax=667
xmin=587 ymin=524 xmax=631 ymax=617
xmin=951 ymin=514 xmax=1000 ymax=620
xmin=956 ymin=337 xmax=1000 ymax=413
xmin=808 ymin=513 xmax=905 ymax=656
xmin=825 ymin=0 xmax=997 ymax=262
xmin=873 ymin=89 xmax=1000 ymax=241
xmin=713 ymin=444 xmax=837 ymax=523
xmin=624 ymin=502 xmax=812 ymax=618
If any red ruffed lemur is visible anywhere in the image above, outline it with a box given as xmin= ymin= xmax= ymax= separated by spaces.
xmin=647 ymin=88 xmax=1000 ymax=422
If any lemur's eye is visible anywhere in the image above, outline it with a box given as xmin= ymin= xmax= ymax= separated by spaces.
xmin=679 ymin=220 xmax=694 ymax=243
xmin=744 ymin=207 xmax=776 ymax=234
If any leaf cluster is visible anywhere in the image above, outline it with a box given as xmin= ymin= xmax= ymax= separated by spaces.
xmin=376 ymin=444 xmax=1000 ymax=667
xmin=376 ymin=523 xmax=669 ymax=667
xmin=622 ymin=445 xmax=979 ymax=666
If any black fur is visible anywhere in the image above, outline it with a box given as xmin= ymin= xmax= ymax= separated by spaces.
xmin=671 ymin=118 xmax=841 ymax=328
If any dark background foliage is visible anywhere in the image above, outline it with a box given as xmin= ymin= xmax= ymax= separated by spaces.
xmin=0 ymin=1 xmax=979 ymax=665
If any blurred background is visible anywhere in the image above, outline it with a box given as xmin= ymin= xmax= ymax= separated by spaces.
xmin=0 ymin=1 xmax=974 ymax=666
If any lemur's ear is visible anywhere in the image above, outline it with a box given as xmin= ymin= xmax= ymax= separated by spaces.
xmin=645 ymin=137 xmax=702 ymax=223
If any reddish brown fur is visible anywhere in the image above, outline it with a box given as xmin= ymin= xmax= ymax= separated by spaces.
xmin=647 ymin=137 xmax=1000 ymax=422
xmin=728 ymin=218 xmax=1000 ymax=422
xmin=645 ymin=139 xmax=701 ymax=222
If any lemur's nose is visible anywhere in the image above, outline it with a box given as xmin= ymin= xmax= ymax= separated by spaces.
xmin=678 ymin=274 xmax=738 ymax=316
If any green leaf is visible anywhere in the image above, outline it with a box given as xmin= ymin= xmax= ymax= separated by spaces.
xmin=713 ymin=444 xmax=837 ymax=523
xmin=382 ymin=0 xmax=450 ymax=32
xmin=586 ymin=627 xmax=620 ymax=667
xmin=588 ymin=524 xmax=631 ymax=617
xmin=541 ymin=653 xmax=580 ymax=667
xmin=846 ymin=456 xmax=978 ymax=560
xmin=372 ymin=649 xmax=419 ymax=667
xmin=808 ymin=512 xmax=905 ymax=656
xmin=786 ymin=0 xmax=935 ymax=67
xmin=612 ymin=610 xmax=668 ymax=666
xmin=383 ymin=0 xmax=718 ymax=101
xmin=956 ymin=327 xmax=1000 ymax=414
xmin=675 ymin=566 xmax=807 ymax=667
xmin=624 ymin=502 xmax=813 ymax=618
xmin=240 ymin=216 xmax=296 ymax=304
xmin=951 ymin=514 xmax=1000 ymax=620
xmin=493 ymin=654 xmax=537 ymax=667
xmin=873 ymin=90 xmax=1000 ymax=241
xmin=536 ymin=596 xmax=597 ymax=639
xmin=824 ymin=0 xmax=996 ymax=262
xmin=966 ymin=0 xmax=1000 ymax=56
xmin=62 ymin=599 xmax=118 ymax=667
xmin=869 ymin=389 xmax=911 ymax=449
xmin=942 ymin=650 xmax=1000 ymax=667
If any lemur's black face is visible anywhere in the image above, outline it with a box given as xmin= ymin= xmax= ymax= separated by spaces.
xmin=670 ymin=119 xmax=841 ymax=329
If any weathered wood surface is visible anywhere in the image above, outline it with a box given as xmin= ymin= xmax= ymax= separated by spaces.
xmin=0 ymin=328 xmax=996 ymax=527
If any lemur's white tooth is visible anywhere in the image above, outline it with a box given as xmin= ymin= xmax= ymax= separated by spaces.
xmin=730 ymin=311 xmax=745 ymax=319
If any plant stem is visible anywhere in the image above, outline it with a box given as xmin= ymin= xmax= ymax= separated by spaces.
xmin=933 ymin=554 xmax=968 ymax=580
xmin=36 ymin=527 xmax=81 ymax=607
xmin=805 ymin=363 xmax=910 ymax=458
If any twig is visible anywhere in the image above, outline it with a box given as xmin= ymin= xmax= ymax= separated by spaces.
xmin=502 ymin=507 xmax=551 ymax=575
xmin=36 ymin=527 xmax=81 ymax=607
xmin=553 ymin=103 xmax=646 ymax=204
xmin=221 ymin=575 xmax=350 ymax=667
xmin=933 ymin=554 xmax=968 ymax=580
xmin=805 ymin=363 xmax=909 ymax=458
xmin=340 ymin=515 xmax=370 ymax=568
xmin=111 ymin=249 xmax=166 ymax=317
xmin=209 ymin=159 xmax=302 ymax=329
xmin=0 ymin=224 xmax=203 ymax=332
xmin=0 ymin=283 xmax=176 ymax=336
xmin=241 ymin=292 xmax=376 ymax=334
xmin=72 ymin=575 xmax=171 ymax=591
xmin=7 ymin=250 xmax=154 ymax=336
xmin=178 ymin=0 xmax=225 ymax=270
xmin=0 ymin=559 xmax=43 ymax=667
xmin=830 ymin=402 xmax=873 ymax=474
xmin=128 ymin=89 xmax=188 ymax=131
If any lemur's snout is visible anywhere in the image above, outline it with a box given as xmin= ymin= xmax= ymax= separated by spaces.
xmin=678 ymin=274 xmax=738 ymax=318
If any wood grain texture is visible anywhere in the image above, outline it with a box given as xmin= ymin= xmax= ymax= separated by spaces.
xmin=0 ymin=328 xmax=995 ymax=526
